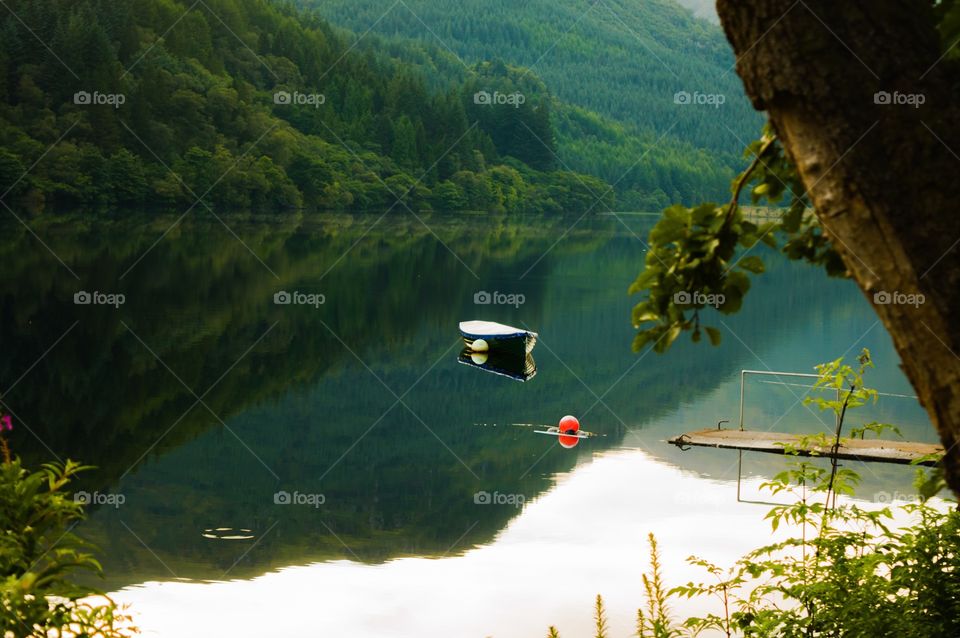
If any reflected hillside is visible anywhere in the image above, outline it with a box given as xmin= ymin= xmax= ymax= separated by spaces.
xmin=0 ymin=212 xmax=616 ymax=587
xmin=1 ymin=212 xmax=592 ymax=476
xmin=0 ymin=212 xmax=925 ymax=590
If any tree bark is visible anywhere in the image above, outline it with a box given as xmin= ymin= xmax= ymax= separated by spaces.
xmin=716 ymin=0 xmax=960 ymax=496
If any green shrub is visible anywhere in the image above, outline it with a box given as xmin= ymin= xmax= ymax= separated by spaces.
xmin=547 ymin=351 xmax=959 ymax=637
xmin=1 ymin=441 xmax=136 ymax=637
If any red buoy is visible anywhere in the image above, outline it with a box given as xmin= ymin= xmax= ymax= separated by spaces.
xmin=558 ymin=415 xmax=580 ymax=434
xmin=557 ymin=415 xmax=580 ymax=448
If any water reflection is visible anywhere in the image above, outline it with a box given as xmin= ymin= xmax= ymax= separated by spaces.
xmin=0 ymin=210 xmax=933 ymax=599
xmin=110 ymin=447 xmax=934 ymax=638
xmin=200 ymin=527 xmax=256 ymax=541
xmin=457 ymin=347 xmax=537 ymax=381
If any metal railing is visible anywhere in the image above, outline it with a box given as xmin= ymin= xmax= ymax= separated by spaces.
xmin=738 ymin=369 xmax=837 ymax=431
xmin=736 ymin=369 xmax=837 ymax=504
xmin=734 ymin=369 xmax=919 ymax=504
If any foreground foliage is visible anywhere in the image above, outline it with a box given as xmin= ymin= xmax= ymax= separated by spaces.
xmin=547 ymin=351 xmax=959 ymax=637
xmin=1 ymin=436 xmax=136 ymax=638
xmin=628 ymin=126 xmax=842 ymax=353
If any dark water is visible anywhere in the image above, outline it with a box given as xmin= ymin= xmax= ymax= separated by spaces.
xmin=0 ymin=211 xmax=933 ymax=635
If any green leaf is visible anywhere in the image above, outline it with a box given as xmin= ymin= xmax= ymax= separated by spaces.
xmin=628 ymin=266 xmax=661 ymax=295
xmin=632 ymin=330 xmax=657 ymax=352
xmin=691 ymin=203 xmax=721 ymax=226
xmin=657 ymin=324 xmax=682 ymax=352
xmin=705 ymin=326 xmax=722 ymax=346
xmin=632 ymin=302 xmax=660 ymax=324
xmin=738 ymin=255 xmax=766 ymax=274
xmin=703 ymin=237 xmax=721 ymax=256
xmin=724 ymin=270 xmax=752 ymax=295
xmin=650 ymin=218 xmax=687 ymax=244
xmin=650 ymin=205 xmax=692 ymax=244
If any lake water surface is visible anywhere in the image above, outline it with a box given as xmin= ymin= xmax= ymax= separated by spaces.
xmin=0 ymin=211 xmax=934 ymax=637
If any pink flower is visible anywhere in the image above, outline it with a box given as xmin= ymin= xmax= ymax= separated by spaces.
xmin=0 ymin=415 xmax=11 ymax=431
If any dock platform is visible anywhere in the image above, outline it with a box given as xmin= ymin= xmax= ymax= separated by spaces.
xmin=668 ymin=428 xmax=942 ymax=466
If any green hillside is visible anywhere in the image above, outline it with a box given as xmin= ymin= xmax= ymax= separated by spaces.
xmin=298 ymin=0 xmax=763 ymax=206
xmin=0 ymin=0 xmax=615 ymax=212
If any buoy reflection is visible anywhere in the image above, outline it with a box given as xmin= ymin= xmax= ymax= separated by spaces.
xmin=477 ymin=415 xmax=602 ymax=449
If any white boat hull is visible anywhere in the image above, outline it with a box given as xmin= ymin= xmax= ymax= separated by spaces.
xmin=459 ymin=320 xmax=538 ymax=354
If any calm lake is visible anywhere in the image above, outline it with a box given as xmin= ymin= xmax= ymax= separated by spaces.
xmin=0 ymin=211 xmax=934 ymax=637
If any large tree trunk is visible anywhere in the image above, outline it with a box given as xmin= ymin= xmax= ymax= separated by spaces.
xmin=716 ymin=0 xmax=960 ymax=496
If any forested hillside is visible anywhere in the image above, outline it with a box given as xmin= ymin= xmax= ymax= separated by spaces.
xmin=299 ymin=0 xmax=763 ymax=206
xmin=0 ymin=0 xmax=612 ymax=212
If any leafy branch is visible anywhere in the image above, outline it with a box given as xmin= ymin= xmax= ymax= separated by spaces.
xmin=629 ymin=125 xmax=845 ymax=353
xmin=545 ymin=351 xmax=959 ymax=637
xmin=1 ymin=452 xmax=137 ymax=637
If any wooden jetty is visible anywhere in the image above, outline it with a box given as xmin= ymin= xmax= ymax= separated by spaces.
xmin=668 ymin=428 xmax=943 ymax=466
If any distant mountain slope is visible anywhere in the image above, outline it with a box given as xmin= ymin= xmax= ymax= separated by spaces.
xmin=298 ymin=0 xmax=760 ymax=158
xmin=0 ymin=0 xmax=611 ymax=212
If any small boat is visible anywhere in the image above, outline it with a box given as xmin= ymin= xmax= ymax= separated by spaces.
xmin=459 ymin=320 xmax=538 ymax=355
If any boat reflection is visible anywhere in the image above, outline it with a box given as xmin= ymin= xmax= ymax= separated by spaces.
xmin=458 ymin=347 xmax=537 ymax=382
